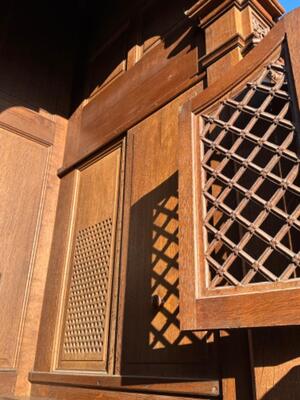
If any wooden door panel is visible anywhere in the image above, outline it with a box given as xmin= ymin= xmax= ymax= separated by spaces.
xmin=55 ymin=144 xmax=123 ymax=372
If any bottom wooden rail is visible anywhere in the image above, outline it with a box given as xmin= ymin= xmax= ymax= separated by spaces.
xmin=29 ymin=371 xmax=219 ymax=398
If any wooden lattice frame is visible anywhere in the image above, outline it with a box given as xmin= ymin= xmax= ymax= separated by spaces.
xmin=179 ymin=9 xmax=300 ymax=330
xmin=61 ymin=218 xmax=113 ymax=360
xmin=201 ymin=55 xmax=299 ymax=290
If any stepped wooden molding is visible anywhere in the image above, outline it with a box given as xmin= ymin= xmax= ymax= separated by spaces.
xmin=200 ymin=33 xmax=246 ymax=69
xmin=185 ymin=0 xmax=284 ymax=26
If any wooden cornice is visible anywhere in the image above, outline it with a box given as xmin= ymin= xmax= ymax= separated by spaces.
xmin=185 ymin=0 xmax=285 ymax=27
xmin=254 ymin=0 xmax=285 ymax=18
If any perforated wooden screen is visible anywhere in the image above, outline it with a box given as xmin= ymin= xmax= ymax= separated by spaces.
xmin=179 ymin=10 xmax=300 ymax=330
xmin=55 ymin=143 xmax=123 ymax=371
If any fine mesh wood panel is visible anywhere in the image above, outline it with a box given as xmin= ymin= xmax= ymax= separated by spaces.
xmin=200 ymin=52 xmax=300 ymax=290
xmin=62 ymin=218 xmax=113 ymax=357
xmin=57 ymin=146 xmax=122 ymax=371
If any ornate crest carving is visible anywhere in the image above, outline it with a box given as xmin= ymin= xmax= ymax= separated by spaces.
xmin=252 ymin=14 xmax=270 ymax=42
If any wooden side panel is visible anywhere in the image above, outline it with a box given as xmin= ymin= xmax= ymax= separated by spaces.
xmin=0 ymin=107 xmax=66 ymax=398
xmin=56 ymin=147 xmax=122 ymax=372
xmin=14 ymin=115 xmax=68 ymax=397
xmin=0 ymin=127 xmax=50 ymax=369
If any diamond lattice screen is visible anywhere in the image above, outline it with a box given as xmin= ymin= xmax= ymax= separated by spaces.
xmin=200 ymin=54 xmax=300 ymax=289
xmin=62 ymin=218 xmax=113 ymax=358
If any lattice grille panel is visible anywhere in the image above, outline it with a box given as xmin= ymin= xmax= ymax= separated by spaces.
xmin=200 ymin=55 xmax=300 ymax=288
xmin=62 ymin=218 xmax=113 ymax=356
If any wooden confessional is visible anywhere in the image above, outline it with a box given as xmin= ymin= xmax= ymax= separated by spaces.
xmin=1 ymin=1 xmax=300 ymax=399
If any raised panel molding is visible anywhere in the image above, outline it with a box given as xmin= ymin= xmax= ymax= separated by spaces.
xmin=0 ymin=95 xmax=66 ymax=396
xmin=0 ymin=101 xmax=59 ymax=381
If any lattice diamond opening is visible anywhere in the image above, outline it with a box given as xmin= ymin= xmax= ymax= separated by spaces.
xmin=62 ymin=218 xmax=113 ymax=357
xmin=200 ymin=54 xmax=300 ymax=289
